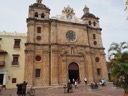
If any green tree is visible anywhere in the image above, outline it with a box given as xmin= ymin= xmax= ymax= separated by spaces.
xmin=108 ymin=42 xmax=128 ymax=94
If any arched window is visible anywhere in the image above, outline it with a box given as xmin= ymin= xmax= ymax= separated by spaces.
xmin=34 ymin=12 xmax=38 ymax=18
xmin=93 ymin=21 xmax=96 ymax=26
xmin=41 ymin=13 xmax=45 ymax=18
xmin=88 ymin=21 xmax=91 ymax=25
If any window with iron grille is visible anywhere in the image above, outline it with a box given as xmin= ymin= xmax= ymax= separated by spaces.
xmin=97 ymin=68 xmax=101 ymax=75
xmin=35 ymin=69 xmax=41 ymax=77
xmin=12 ymin=78 xmax=16 ymax=83
xmin=37 ymin=27 xmax=41 ymax=33
xmin=14 ymin=39 xmax=21 ymax=48
xmin=93 ymin=34 xmax=96 ymax=39
xmin=12 ymin=54 xmax=19 ymax=65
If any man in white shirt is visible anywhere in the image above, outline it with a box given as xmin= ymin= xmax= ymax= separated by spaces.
xmin=84 ymin=77 xmax=87 ymax=85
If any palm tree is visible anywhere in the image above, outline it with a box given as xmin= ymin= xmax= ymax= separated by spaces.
xmin=108 ymin=42 xmax=128 ymax=95
xmin=108 ymin=42 xmax=128 ymax=60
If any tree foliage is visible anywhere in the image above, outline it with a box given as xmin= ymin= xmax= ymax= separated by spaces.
xmin=108 ymin=42 xmax=128 ymax=93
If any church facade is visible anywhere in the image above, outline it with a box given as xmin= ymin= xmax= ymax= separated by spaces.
xmin=24 ymin=0 xmax=108 ymax=87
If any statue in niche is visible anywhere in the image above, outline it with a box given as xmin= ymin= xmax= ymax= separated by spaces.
xmin=71 ymin=47 xmax=75 ymax=55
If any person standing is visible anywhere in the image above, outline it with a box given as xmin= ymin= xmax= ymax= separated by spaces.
xmin=0 ymin=84 xmax=3 ymax=94
xmin=72 ymin=78 xmax=75 ymax=85
xmin=84 ymin=77 xmax=87 ymax=85
xmin=101 ymin=79 xmax=105 ymax=87
xmin=75 ymin=80 xmax=78 ymax=88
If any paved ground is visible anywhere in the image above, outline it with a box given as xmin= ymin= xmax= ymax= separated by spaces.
xmin=0 ymin=83 xmax=124 ymax=96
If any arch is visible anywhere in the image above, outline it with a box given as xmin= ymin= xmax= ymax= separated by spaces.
xmin=41 ymin=13 xmax=45 ymax=18
xmin=68 ymin=62 xmax=79 ymax=84
xmin=68 ymin=62 xmax=79 ymax=70
xmin=88 ymin=21 xmax=91 ymax=25
xmin=34 ymin=12 xmax=38 ymax=18
xmin=93 ymin=21 xmax=96 ymax=26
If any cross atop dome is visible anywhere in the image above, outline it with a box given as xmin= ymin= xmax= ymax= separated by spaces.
xmin=36 ymin=0 xmax=42 ymax=4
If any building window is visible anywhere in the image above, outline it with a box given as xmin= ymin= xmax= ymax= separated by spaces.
xmin=94 ymin=41 xmax=97 ymax=45
xmin=35 ymin=12 xmax=38 ymax=18
xmin=97 ymin=68 xmax=101 ymax=75
xmin=36 ymin=36 xmax=41 ymax=41
xmin=35 ymin=69 xmax=41 ymax=77
xmin=93 ymin=34 xmax=96 ymax=39
xmin=12 ymin=78 xmax=16 ymax=83
xmin=35 ymin=55 xmax=41 ymax=61
xmin=41 ymin=13 xmax=45 ymax=18
xmin=12 ymin=54 xmax=19 ymax=65
xmin=37 ymin=27 xmax=41 ymax=33
xmin=95 ymin=57 xmax=100 ymax=62
xmin=14 ymin=39 xmax=21 ymax=48
xmin=93 ymin=21 xmax=96 ymax=26
xmin=89 ymin=21 xmax=91 ymax=25
xmin=66 ymin=31 xmax=76 ymax=42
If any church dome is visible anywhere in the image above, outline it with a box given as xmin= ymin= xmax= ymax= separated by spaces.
xmin=81 ymin=13 xmax=99 ymax=19
xmin=29 ymin=3 xmax=50 ymax=11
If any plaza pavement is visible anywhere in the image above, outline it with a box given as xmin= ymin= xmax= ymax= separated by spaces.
xmin=0 ymin=82 xmax=124 ymax=96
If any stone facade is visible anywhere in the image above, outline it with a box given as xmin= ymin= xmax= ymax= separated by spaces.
xmin=24 ymin=1 xmax=108 ymax=87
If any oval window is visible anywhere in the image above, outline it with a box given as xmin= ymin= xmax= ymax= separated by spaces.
xmin=95 ymin=57 xmax=100 ymax=62
xmin=94 ymin=41 xmax=97 ymax=45
xmin=36 ymin=36 xmax=41 ymax=41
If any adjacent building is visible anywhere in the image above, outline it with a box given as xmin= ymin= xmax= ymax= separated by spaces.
xmin=24 ymin=0 xmax=108 ymax=87
xmin=0 ymin=32 xmax=26 ymax=88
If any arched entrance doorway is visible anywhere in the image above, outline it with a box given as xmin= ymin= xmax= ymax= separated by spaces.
xmin=68 ymin=62 xmax=79 ymax=84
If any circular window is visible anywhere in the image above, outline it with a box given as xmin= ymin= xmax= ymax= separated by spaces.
xmin=36 ymin=36 xmax=41 ymax=41
xmin=95 ymin=57 xmax=100 ymax=62
xmin=66 ymin=14 xmax=72 ymax=20
xmin=66 ymin=31 xmax=76 ymax=42
xmin=94 ymin=41 xmax=97 ymax=45
xmin=35 ymin=55 xmax=41 ymax=61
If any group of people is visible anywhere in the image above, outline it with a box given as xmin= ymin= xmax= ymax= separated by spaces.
xmin=64 ymin=77 xmax=107 ymax=93
xmin=68 ymin=78 xmax=79 ymax=89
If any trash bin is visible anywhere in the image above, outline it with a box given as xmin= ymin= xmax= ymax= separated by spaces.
xmin=16 ymin=83 xmax=23 ymax=95
xmin=16 ymin=81 xmax=27 ymax=96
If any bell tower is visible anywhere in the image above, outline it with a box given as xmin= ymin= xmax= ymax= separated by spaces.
xmin=26 ymin=0 xmax=50 ymax=43
xmin=25 ymin=0 xmax=51 ymax=86
xmin=28 ymin=0 xmax=50 ymax=20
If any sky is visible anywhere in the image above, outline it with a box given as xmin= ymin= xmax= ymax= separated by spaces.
xmin=0 ymin=0 xmax=128 ymax=59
